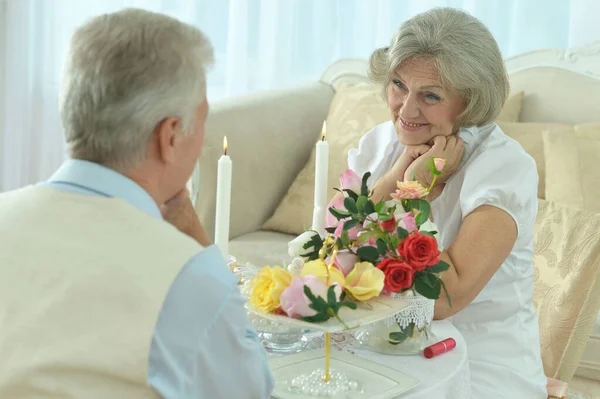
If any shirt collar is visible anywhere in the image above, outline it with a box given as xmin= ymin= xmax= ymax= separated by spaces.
xmin=48 ymin=159 xmax=162 ymax=219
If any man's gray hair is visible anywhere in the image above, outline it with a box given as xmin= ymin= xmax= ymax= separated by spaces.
xmin=369 ymin=7 xmax=509 ymax=128
xmin=59 ymin=8 xmax=214 ymax=170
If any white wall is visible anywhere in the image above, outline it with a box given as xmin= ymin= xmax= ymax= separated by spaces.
xmin=569 ymin=0 xmax=600 ymax=47
xmin=0 ymin=0 xmax=5 ymax=174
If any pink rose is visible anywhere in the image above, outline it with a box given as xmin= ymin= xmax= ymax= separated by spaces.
xmin=334 ymin=217 xmax=359 ymax=240
xmin=328 ymin=250 xmax=359 ymax=276
xmin=280 ymin=275 xmax=342 ymax=318
xmin=397 ymin=212 xmax=417 ymax=232
xmin=326 ymin=198 xmax=345 ymax=229
xmin=339 ymin=169 xmax=362 ymax=193
xmin=434 ymin=158 xmax=446 ymax=173
xmin=391 ymin=181 xmax=428 ymax=200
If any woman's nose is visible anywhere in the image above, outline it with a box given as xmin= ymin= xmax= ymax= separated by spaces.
xmin=400 ymin=93 xmax=420 ymax=120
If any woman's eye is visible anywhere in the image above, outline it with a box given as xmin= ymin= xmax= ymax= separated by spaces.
xmin=392 ymin=80 xmax=405 ymax=89
xmin=425 ymin=93 xmax=441 ymax=103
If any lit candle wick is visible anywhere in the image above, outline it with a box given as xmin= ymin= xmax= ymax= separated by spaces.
xmin=223 ymin=136 xmax=228 ymax=156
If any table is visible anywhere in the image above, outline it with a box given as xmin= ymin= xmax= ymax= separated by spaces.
xmin=269 ymin=320 xmax=471 ymax=398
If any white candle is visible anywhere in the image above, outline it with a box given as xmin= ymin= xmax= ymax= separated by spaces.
xmin=215 ymin=136 xmax=232 ymax=258
xmin=312 ymin=121 xmax=329 ymax=236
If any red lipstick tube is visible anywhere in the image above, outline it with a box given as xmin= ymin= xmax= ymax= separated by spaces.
xmin=423 ymin=338 xmax=456 ymax=359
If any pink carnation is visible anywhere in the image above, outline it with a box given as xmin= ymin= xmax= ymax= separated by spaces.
xmin=391 ymin=181 xmax=428 ymax=200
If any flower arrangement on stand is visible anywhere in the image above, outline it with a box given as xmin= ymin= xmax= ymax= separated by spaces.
xmin=246 ymin=157 xmax=451 ymax=391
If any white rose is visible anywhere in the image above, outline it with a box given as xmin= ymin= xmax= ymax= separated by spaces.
xmin=288 ymin=231 xmax=318 ymax=258
xmin=287 ymin=257 xmax=305 ymax=276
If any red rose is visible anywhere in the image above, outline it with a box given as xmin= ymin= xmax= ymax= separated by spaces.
xmin=380 ymin=217 xmax=396 ymax=232
xmin=397 ymin=232 xmax=440 ymax=272
xmin=376 ymin=258 xmax=415 ymax=292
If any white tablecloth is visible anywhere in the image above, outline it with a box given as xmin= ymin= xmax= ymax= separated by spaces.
xmin=269 ymin=320 xmax=471 ymax=398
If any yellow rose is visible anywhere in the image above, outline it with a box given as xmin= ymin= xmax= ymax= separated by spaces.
xmin=300 ymin=259 xmax=345 ymax=287
xmin=249 ymin=266 xmax=293 ymax=313
xmin=344 ymin=262 xmax=385 ymax=301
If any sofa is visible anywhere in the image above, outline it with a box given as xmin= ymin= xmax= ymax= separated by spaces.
xmin=191 ymin=42 xmax=600 ymax=397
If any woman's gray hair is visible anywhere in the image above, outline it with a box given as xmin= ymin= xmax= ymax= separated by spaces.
xmin=369 ymin=7 xmax=509 ymax=128
xmin=59 ymin=8 xmax=214 ymax=170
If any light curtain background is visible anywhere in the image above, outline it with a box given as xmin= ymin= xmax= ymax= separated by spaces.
xmin=1 ymin=0 xmax=599 ymax=191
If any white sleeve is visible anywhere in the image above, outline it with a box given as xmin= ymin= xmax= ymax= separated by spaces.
xmin=347 ymin=121 xmax=400 ymax=186
xmin=459 ymin=147 xmax=538 ymax=237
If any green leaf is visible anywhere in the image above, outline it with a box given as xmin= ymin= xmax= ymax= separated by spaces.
xmin=356 ymin=231 xmax=376 ymax=245
xmin=414 ymin=276 xmax=441 ymax=299
xmin=390 ymin=235 xmax=400 ymax=250
xmin=356 ymin=196 xmax=368 ymax=213
xmin=420 ymin=272 xmax=437 ymax=288
xmin=303 ymin=285 xmax=327 ymax=311
xmin=357 ymin=246 xmax=380 ymax=262
xmin=378 ymin=213 xmax=392 ymax=221
xmin=325 ymin=227 xmax=337 ymax=234
xmin=396 ymin=226 xmax=409 ymax=240
xmin=428 ymin=260 xmax=450 ymax=273
xmin=426 ymin=157 xmax=438 ymax=176
xmin=361 ymin=172 xmax=371 ymax=197
xmin=343 ymin=189 xmax=359 ymax=201
xmin=388 ymin=323 xmax=414 ymax=344
xmin=344 ymin=197 xmax=358 ymax=214
xmin=406 ymin=200 xmax=430 ymax=226
xmin=343 ymin=219 xmax=359 ymax=231
xmin=376 ymin=238 xmax=388 ymax=255
xmin=335 ymin=237 xmax=344 ymax=249
xmin=341 ymin=231 xmax=350 ymax=247
xmin=301 ymin=313 xmax=332 ymax=323
xmin=337 ymin=301 xmax=357 ymax=310
xmin=421 ymin=230 xmax=438 ymax=237
xmin=364 ymin=200 xmax=376 ymax=215
xmin=374 ymin=202 xmax=386 ymax=213
xmin=327 ymin=285 xmax=337 ymax=305
xmin=329 ymin=207 xmax=352 ymax=220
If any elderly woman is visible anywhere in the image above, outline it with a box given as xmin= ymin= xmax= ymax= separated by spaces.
xmin=338 ymin=8 xmax=547 ymax=398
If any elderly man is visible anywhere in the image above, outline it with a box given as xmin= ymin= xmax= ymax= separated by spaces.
xmin=0 ymin=8 xmax=273 ymax=399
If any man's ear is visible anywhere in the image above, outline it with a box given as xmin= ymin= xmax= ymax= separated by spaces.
xmin=156 ymin=117 xmax=181 ymax=164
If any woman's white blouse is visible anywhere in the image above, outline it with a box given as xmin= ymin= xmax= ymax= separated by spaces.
xmin=348 ymin=121 xmax=548 ymax=398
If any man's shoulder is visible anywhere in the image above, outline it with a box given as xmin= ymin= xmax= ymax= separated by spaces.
xmin=180 ymin=245 xmax=238 ymax=288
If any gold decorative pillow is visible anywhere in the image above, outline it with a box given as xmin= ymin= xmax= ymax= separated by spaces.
xmin=533 ymin=199 xmax=600 ymax=381
xmin=263 ymin=85 xmax=525 ymax=235
xmin=542 ymin=125 xmax=600 ymax=213
xmin=496 ymin=122 xmax=574 ymax=199
xmin=262 ymin=83 xmax=391 ymax=235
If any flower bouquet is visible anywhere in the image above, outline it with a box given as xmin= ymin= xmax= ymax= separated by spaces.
xmin=247 ymin=157 xmax=451 ymax=357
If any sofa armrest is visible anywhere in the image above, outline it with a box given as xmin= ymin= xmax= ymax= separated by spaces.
xmin=193 ymin=82 xmax=334 ymax=241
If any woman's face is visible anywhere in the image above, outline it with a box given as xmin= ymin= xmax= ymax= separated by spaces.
xmin=387 ymin=58 xmax=465 ymax=146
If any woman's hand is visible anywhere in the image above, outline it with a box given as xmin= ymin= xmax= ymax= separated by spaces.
xmin=389 ymin=144 xmax=431 ymax=182
xmin=405 ymin=135 xmax=465 ymax=188
xmin=161 ymin=188 xmax=211 ymax=246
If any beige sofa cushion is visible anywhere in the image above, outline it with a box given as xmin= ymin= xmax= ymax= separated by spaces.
xmin=194 ymin=82 xmax=334 ymax=241
xmin=534 ymin=200 xmax=600 ymax=382
xmin=262 ymin=83 xmax=391 ymax=235
xmin=263 ymin=83 xmax=525 ymax=235
xmin=497 ymin=122 xmax=575 ymax=200
xmin=543 ymin=125 xmax=600 ymax=213
xmin=510 ymin=67 xmax=600 ymax=125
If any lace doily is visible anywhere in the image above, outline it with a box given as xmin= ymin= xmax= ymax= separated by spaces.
xmin=385 ymin=294 xmax=435 ymax=329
